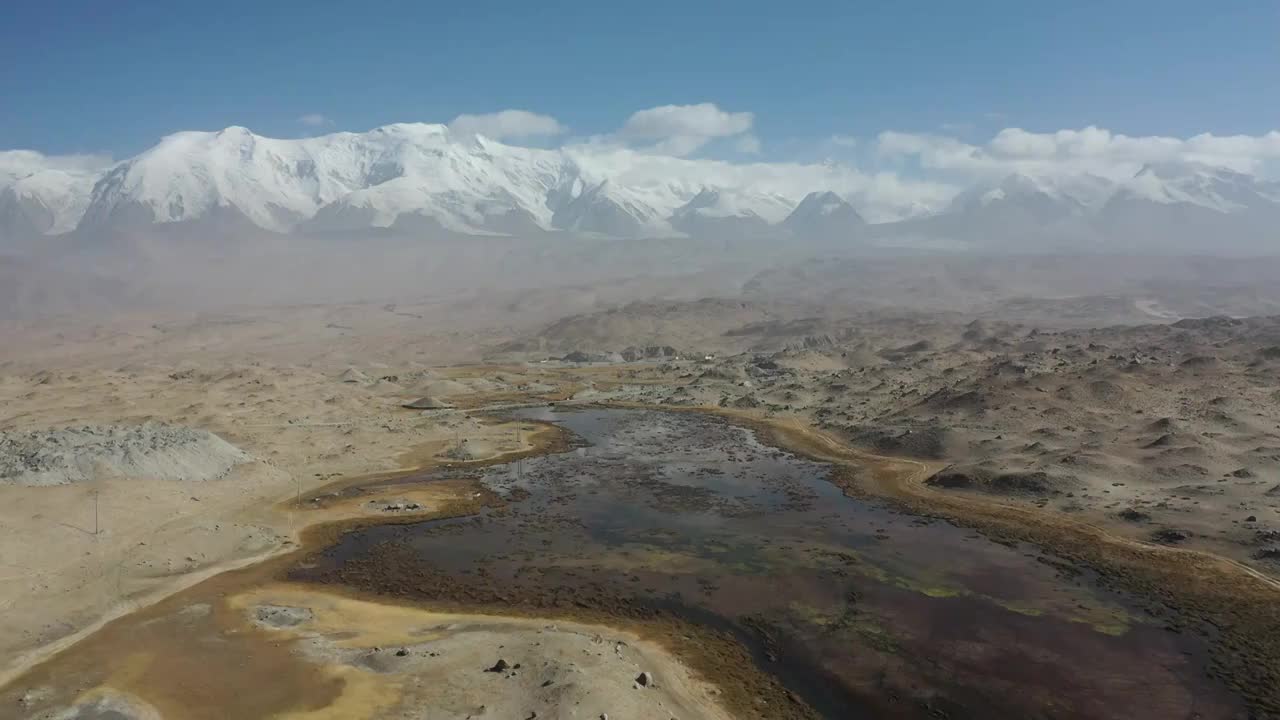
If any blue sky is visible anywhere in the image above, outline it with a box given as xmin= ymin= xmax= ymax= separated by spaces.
xmin=2 ymin=0 xmax=1276 ymax=159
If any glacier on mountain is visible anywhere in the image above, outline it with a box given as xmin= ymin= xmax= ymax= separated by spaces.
xmin=2 ymin=125 xmax=1279 ymax=252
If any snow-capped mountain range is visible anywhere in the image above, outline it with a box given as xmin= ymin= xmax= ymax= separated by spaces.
xmin=4 ymin=124 xmax=842 ymax=241
xmin=0 ymin=151 xmax=101 ymax=238
xmin=2 ymin=124 xmax=1279 ymax=251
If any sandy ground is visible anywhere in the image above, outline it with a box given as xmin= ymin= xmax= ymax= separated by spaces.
xmin=5 ymin=293 xmax=1280 ymax=717
xmin=0 ymin=462 xmax=286 ymax=686
xmin=0 ymin=360 xmax=576 ymax=690
xmin=8 ymin=575 xmax=733 ymax=720
xmin=233 ymin=584 xmax=733 ymax=720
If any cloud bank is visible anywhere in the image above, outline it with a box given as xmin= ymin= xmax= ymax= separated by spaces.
xmin=0 ymin=150 xmax=112 ymax=184
xmin=617 ymin=103 xmax=756 ymax=156
xmin=877 ymin=126 xmax=1280 ymax=179
xmin=448 ymin=110 xmax=565 ymax=140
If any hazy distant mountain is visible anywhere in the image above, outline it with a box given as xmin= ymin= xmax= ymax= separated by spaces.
xmin=0 ymin=187 xmax=43 ymax=246
xmin=1124 ymin=162 xmax=1280 ymax=212
xmin=869 ymin=173 xmax=1104 ymax=250
xmin=1090 ymin=164 xmax=1280 ymax=253
xmin=871 ymin=167 xmax=1280 ymax=253
xmin=949 ymin=173 xmax=1113 ymax=217
xmin=670 ymin=188 xmax=790 ymax=239
xmin=782 ymin=191 xmax=865 ymax=242
xmin=1098 ymin=165 xmax=1280 ymax=245
xmin=0 ymin=154 xmax=101 ymax=248
xmin=550 ymin=179 xmax=674 ymax=237
xmin=3 ymin=125 xmax=1279 ymax=254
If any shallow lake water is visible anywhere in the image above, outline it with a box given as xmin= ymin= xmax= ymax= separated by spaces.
xmin=300 ymin=408 xmax=1246 ymax=719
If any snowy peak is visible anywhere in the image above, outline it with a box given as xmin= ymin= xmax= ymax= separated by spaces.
xmin=781 ymin=191 xmax=864 ymax=242
xmin=550 ymin=179 xmax=675 ymax=237
xmin=950 ymin=172 xmax=1114 ymax=215
xmin=79 ymin=123 xmax=685 ymax=237
xmin=0 ymin=152 xmax=106 ymax=241
xmin=785 ymin=191 xmax=863 ymax=222
xmin=1123 ymin=162 xmax=1280 ymax=212
xmin=5 ymin=169 xmax=98 ymax=234
xmin=671 ymin=187 xmax=789 ymax=221
xmin=945 ymin=167 xmax=1280 ymax=223
xmin=81 ymin=125 xmax=416 ymax=232
xmin=306 ymin=130 xmax=567 ymax=234
xmin=904 ymin=166 xmax=1280 ymax=253
xmin=669 ymin=187 xmax=796 ymax=238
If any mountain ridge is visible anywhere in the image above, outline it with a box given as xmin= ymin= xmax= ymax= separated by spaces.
xmin=3 ymin=125 xmax=1279 ymax=252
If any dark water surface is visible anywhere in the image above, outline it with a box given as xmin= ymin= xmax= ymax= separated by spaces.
xmin=302 ymin=408 xmax=1246 ymax=719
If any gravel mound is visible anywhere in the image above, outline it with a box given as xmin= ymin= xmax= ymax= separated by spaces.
xmin=0 ymin=423 xmax=251 ymax=487
xmin=253 ymin=604 xmax=314 ymax=629
xmin=443 ymin=439 xmax=496 ymax=461
xmin=402 ymin=395 xmax=455 ymax=409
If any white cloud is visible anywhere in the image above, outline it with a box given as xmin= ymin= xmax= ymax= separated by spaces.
xmin=0 ymin=149 xmax=112 ymax=186
xmin=297 ymin=113 xmax=331 ymax=127
xmin=877 ymin=131 xmax=984 ymax=169
xmin=877 ymin=125 xmax=1280 ymax=179
xmin=620 ymin=103 xmax=754 ymax=139
xmin=447 ymin=110 xmax=565 ymax=140
xmin=617 ymin=103 xmax=754 ymax=156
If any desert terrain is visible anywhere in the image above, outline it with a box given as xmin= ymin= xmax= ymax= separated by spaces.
xmin=2 ymin=261 xmax=1280 ymax=719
